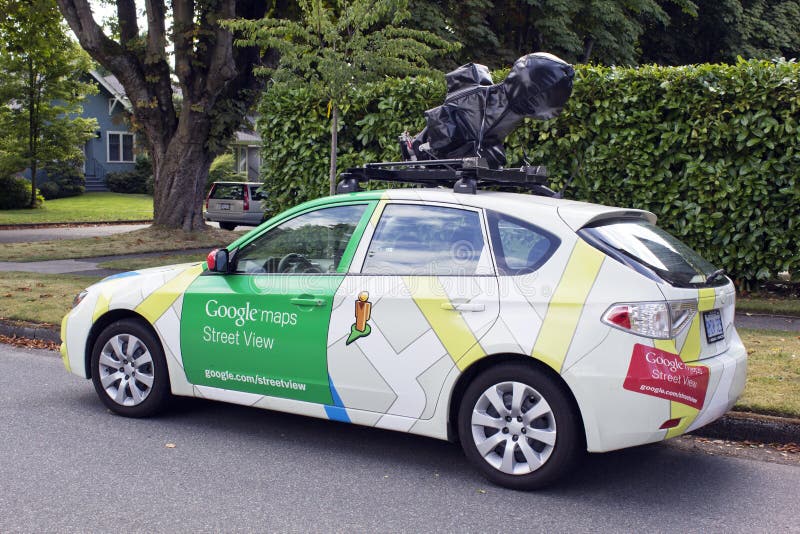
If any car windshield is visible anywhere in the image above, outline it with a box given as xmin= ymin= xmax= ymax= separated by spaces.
xmin=583 ymin=220 xmax=720 ymax=286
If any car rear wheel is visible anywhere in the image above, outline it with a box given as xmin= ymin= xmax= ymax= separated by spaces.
xmin=219 ymin=222 xmax=237 ymax=231
xmin=90 ymin=319 xmax=171 ymax=417
xmin=458 ymin=362 xmax=582 ymax=490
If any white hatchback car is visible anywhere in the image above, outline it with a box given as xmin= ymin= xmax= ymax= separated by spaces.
xmin=61 ymin=176 xmax=746 ymax=489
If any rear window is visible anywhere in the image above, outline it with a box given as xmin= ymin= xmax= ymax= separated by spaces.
xmin=210 ymin=184 xmax=243 ymax=200
xmin=581 ymin=220 xmax=722 ymax=287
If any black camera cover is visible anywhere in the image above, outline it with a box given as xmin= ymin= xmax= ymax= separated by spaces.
xmin=404 ymin=52 xmax=574 ymax=168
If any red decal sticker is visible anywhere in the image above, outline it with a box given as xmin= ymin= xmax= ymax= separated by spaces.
xmin=623 ymin=343 xmax=709 ymax=410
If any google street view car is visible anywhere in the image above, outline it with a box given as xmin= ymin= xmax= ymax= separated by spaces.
xmin=60 ymin=53 xmax=746 ymax=489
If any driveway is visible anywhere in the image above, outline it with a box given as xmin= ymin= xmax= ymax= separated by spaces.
xmin=1 ymin=346 xmax=798 ymax=532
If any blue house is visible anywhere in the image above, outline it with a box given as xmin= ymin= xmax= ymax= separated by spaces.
xmin=82 ymin=71 xmax=262 ymax=190
xmin=81 ymin=71 xmax=138 ymax=191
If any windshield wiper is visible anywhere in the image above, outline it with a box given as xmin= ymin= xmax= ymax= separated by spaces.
xmin=706 ymin=268 xmax=726 ymax=283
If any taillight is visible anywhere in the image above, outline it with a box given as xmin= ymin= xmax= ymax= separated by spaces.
xmin=602 ymin=300 xmax=697 ymax=339
xmin=206 ymin=185 xmax=214 ymax=210
xmin=243 ymin=186 xmax=250 ymax=211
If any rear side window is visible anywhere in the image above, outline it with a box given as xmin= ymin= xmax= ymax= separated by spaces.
xmin=487 ymin=211 xmax=559 ymax=275
xmin=362 ymin=204 xmax=485 ymax=276
xmin=210 ymin=184 xmax=243 ymax=200
xmin=580 ymin=220 xmax=721 ymax=287
xmin=249 ymin=186 xmax=266 ymax=202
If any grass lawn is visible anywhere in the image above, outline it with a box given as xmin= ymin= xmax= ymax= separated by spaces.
xmin=0 ymin=272 xmax=100 ymax=326
xmin=736 ymin=329 xmax=800 ymax=418
xmin=4 ymin=226 xmax=239 ymax=262
xmin=737 ymin=297 xmax=800 ymax=317
xmin=97 ymin=252 xmax=206 ymax=271
xmin=0 ymin=193 xmax=153 ymax=225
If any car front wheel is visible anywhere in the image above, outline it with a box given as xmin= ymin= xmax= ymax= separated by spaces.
xmin=458 ymin=362 xmax=583 ymax=490
xmin=90 ymin=319 xmax=171 ymax=417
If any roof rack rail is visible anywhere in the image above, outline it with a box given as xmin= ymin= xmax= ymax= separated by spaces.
xmin=336 ymin=157 xmax=558 ymax=197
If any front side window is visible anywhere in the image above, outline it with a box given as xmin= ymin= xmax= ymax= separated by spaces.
xmin=488 ymin=211 xmax=560 ymax=275
xmin=236 ymin=204 xmax=367 ymax=274
xmin=362 ymin=204 xmax=485 ymax=276
xmin=108 ymin=132 xmax=134 ymax=162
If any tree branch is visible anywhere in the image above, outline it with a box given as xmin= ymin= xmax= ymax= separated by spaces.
xmin=172 ymin=0 xmax=194 ymax=90
xmin=144 ymin=0 xmax=167 ymax=64
xmin=57 ymin=0 xmax=176 ymax=152
xmin=117 ymin=0 xmax=138 ymax=45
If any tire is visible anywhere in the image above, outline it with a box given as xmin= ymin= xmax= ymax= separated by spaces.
xmin=90 ymin=319 xmax=171 ymax=417
xmin=219 ymin=222 xmax=237 ymax=231
xmin=457 ymin=362 xmax=583 ymax=490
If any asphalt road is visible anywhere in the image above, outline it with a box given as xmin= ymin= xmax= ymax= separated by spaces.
xmin=2 ymin=346 xmax=798 ymax=533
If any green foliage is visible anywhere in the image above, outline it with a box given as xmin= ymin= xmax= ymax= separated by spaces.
xmin=106 ymin=156 xmax=154 ymax=195
xmin=0 ymin=0 xmax=98 ymax=207
xmin=0 ymin=175 xmax=43 ymax=209
xmin=641 ymin=0 xmax=800 ymax=64
xmin=206 ymin=153 xmax=245 ymax=193
xmin=257 ymin=59 xmax=800 ymax=282
xmin=39 ymin=161 xmax=85 ymax=199
xmin=228 ymin=0 xmax=454 ymax=194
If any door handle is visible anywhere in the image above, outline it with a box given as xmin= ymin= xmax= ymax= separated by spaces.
xmin=290 ymin=297 xmax=325 ymax=307
xmin=441 ymin=302 xmax=485 ymax=312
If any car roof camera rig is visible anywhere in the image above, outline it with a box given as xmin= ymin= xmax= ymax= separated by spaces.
xmin=338 ymin=52 xmax=575 ymax=196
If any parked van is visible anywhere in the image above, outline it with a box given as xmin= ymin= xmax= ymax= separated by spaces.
xmin=204 ymin=181 xmax=267 ymax=230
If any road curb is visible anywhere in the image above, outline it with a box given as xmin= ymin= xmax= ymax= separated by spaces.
xmin=0 ymin=320 xmax=60 ymax=344
xmin=1 ymin=319 xmax=798 ymax=445
xmin=691 ymin=411 xmax=800 ymax=445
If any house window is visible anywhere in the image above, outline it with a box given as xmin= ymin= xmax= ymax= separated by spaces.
xmin=234 ymin=145 xmax=248 ymax=174
xmin=108 ymin=132 xmax=134 ymax=163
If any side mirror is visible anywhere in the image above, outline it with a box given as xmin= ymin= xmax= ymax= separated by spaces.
xmin=206 ymin=248 xmax=230 ymax=273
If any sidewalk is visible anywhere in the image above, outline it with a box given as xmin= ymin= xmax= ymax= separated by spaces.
xmin=0 ymin=249 xmax=208 ymax=277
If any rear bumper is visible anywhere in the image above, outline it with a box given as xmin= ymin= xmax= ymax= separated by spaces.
xmin=204 ymin=211 xmax=263 ymax=226
xmin=563 ymin=328 xmax=747 ymax=453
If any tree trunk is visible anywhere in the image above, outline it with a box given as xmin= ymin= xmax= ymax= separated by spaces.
xmin=329 ymin=104 xmax=339 ymax=197
xmin=581 ymin=37 xmax=595 ymax=63
xmin=151 ymin=117 xmax=213 ymax=231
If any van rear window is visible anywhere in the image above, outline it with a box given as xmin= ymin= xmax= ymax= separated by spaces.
xmin=210 ymin=184 xmax=243 ymax=200
xmin=580 ymin=220 xmax=722 ymax=287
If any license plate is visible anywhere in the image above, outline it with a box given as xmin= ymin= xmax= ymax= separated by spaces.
xmin=220 ymin=203 xmax=231 ymax=210
xmin=703 ymin=309 xmax=724 ymax=343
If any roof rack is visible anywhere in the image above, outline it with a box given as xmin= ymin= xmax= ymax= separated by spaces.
xmin=336 ymin=157 xmax=558 ymax=197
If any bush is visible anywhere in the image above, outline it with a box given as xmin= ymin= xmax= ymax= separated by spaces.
xmin=106 ymin=155 xmax=153 ymax=194
xmin=40 ymin=162 xmax=85 ymax=199
xmin=206 ymin=153 xmax=244 ymax=193
xmin=257 ymin=59 xmax=800 ymax=283
xmin=0 ymin=175 xmax=44 ymax=209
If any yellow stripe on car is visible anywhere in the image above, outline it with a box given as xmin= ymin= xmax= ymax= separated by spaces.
xmin=656 ymin=287 xmax=716 ymax=438
xmin=532 ymin=239 xmax=605 ymax=373
xmin=135 ymin=264 xmax=204 ymax=324
xmin=404 ymin=276 xmax=486 ymax=371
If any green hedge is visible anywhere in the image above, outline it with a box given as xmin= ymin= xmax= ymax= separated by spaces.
xmin=257 ymin=59 xmax=800 ymax=282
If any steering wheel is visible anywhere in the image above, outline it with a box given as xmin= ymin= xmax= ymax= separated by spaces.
xmin=277 ymin=253 xmax=322 ymax=273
